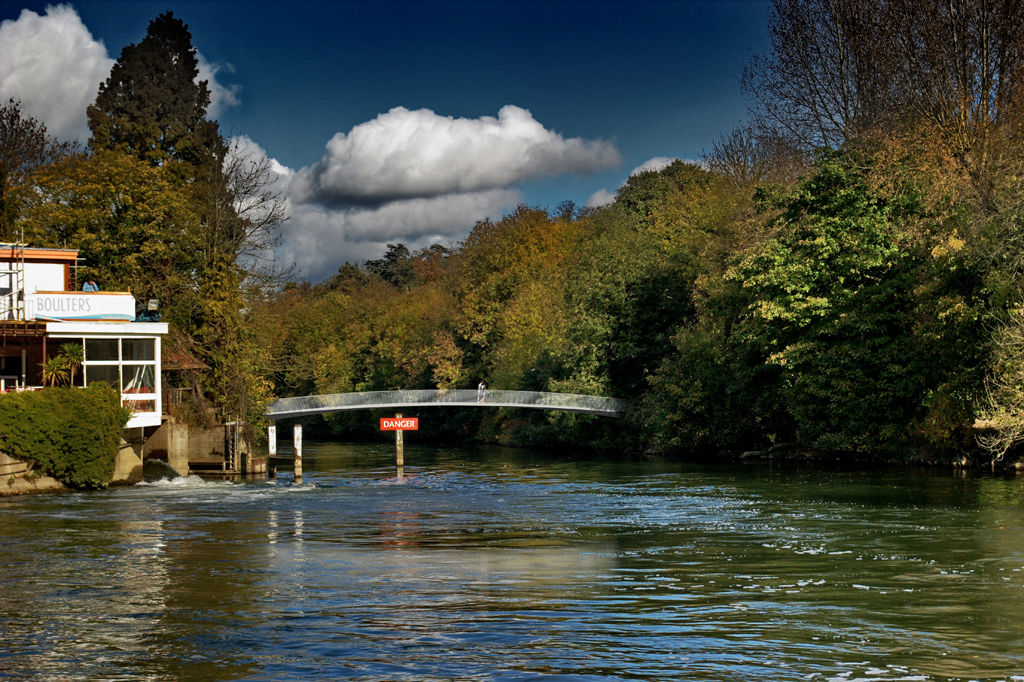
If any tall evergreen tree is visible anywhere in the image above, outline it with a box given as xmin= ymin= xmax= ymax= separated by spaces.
xmin=86 ymin=12 xmax=211 ymax=166
xmin=83 ymin=11 xmax=284 ymax=432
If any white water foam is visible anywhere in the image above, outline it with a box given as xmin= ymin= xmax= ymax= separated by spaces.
xmin=136 ymin=474 xmax=231 ymax=488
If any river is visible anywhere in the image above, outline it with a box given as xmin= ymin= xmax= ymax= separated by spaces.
xmin=1 ymin=441 xmax=1022 ymax=681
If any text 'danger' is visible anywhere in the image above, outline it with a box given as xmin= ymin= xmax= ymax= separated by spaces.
xmin=380 ymin=418 xmax=418 ymax=431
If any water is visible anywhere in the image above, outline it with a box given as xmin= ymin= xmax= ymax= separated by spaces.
xmin=1 ymin=442 xmax=1022 ymax=681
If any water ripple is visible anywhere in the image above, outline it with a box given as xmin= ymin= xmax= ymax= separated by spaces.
xmin=1 ymin=443 xmax=1022 ymax=680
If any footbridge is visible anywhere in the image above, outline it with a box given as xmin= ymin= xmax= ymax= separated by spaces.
xmin=264 ymin=389 xmax=629 ymax=420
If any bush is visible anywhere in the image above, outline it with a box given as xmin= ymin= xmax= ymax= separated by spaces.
xmin=0 ymin=384 xmax=131 ymax=489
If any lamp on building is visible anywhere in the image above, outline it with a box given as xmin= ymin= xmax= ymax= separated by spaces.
xmin=137 ymin=298 xmax=161 ymax=322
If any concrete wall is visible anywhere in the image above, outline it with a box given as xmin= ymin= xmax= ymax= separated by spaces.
xmin=0 ymin=450 xmax=29 ymax=477
xmin=1 ymin=450 xmax=63 ymax=495
xmin=244 ymin=451 xmax=267 ymax=475
xmin=144 ymin=418 xmax=261 ymax=475
xmin=188 ymin=425 xmax=228 ymax=463
xmin=115 ymin=427 xmax=145 ymax=484
xmin=0 ymin=447 xmax=123 ymax=493
xmin=3 ymin=444 xmax=141 ymax=486
xmin=144 ymin=419 xmax=191 ymax=476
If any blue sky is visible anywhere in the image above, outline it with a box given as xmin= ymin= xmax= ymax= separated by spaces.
xmin=0 ymin=0 xmax=769 ymax=279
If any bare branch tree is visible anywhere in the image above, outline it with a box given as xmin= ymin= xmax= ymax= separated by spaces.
xmin=703 ymin=125 xmax=809 ymax=190
xmin=743 ymin=0 xmax=1024 ymax=154
xmin=0 ymin=99 xmax=75 ymax=240
xmin=885 ymin=0 xmax=1024 ymax=157
xmin=223 ymin=139 xmax=293 ymax=292
xmin=742 ymin=0 xmax=892 ymax=150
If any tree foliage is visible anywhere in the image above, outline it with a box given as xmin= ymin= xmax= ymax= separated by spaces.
xmin=87 ymin=12 xmax=212 ymax=166
xmin=24 ymin=149 xmax=197 ymax=297
xmin=0 ymin=384 xmax=130 ymax=489
xmin=365 ymin=243 xmax=417 ymax=289
xmin=11 ymin=5 xmax=1024 ymax=464
xmin=0 ymin=99 xmax=72 ymax=240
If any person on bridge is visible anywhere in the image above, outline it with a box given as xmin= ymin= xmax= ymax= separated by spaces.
xmin=478 ymin=380 xmax=487 ymax=402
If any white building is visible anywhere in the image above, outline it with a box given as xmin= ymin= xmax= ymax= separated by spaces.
xmin=1 ymin=244 xmax=166 ymax=429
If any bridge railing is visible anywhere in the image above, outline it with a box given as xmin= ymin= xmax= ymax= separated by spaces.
xmin=265 ymin=389 xmax=629 ymax=419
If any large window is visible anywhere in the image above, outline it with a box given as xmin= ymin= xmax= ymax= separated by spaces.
xmin=81 ymin=337 xmax=159 ymax=415
xmin=84 ymin=364 xmax=118 ymax=386
xmin=85 ymin=338 xmax=118 ymax=362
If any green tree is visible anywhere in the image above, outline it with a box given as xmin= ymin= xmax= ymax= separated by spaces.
xmin=81 ymin=12 xmax=285 ymax=432
xmin=0 ymin=99 xmax=72 ymax=241
xmin=557 ymin=162 xmax=736 ymax=402
xmin=41 ymin=356 xmax=69 ymax=387
xmin=733 ymin=152 xmax=985 ymax=454
xmin=640 ymin=315 xmax=786 ymax=453
xmin=365 ymin=243 xmax=417 ymax=289
xmin=58 ymin=343 xmax=84 ymax=386
xmin=454 ymin=206 xmax=577 ymax=357
xmin=24 ymin=149 xmax=197 ymax=301
xmin=87 ymin=12 xmax=212 ymax=167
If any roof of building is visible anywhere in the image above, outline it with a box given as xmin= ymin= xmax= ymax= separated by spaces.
xmin=0 ymin=246 xmax=78 ymax=262
xmin=162 ymin=346 xmax=209 ymax=371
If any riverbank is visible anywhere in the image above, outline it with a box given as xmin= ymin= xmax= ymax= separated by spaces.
xmin=4 ymin=429 xmax=1021 ymax=499
xmin=714 ymin=442 xmax=1024 ymax=473
xmin=0 ymin=451 xmax=64 ymax=495
xmin=1 ymin=472 xmax=65 ymax=495
xmin=0 ymin=440 xmax=146 ymax=496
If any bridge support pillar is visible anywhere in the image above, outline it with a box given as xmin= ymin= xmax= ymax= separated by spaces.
xmin=293 ymin=424 xmax=303 ymax=484
xmin=267 ymin=423 xmax=277 ymax=478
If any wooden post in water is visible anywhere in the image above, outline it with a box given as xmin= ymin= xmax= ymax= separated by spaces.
xmin=267 ymin=424 xmax=277 ymax=478
xmin=395 ymin=413 xmax=404 ymax=477
xmin=293 ymin=424 xmax=303 ymax=483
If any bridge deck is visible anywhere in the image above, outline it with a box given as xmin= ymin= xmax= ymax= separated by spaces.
xmin=265 ymin=389 xmax=628 ymax=419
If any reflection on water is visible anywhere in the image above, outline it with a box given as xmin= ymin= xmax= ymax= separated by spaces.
xmin=1 ymin=442 xmax=1023 ymax=681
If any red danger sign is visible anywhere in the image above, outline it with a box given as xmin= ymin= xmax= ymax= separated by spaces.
xmin=380 ymin=417 xmax=419 ymax=431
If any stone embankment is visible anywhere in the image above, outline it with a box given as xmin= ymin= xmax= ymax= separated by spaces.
xmin=1 ymin=451 xmax=65 ymax=495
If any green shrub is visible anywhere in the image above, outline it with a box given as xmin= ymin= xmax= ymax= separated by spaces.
xmin=0 ymin=384 xmax=131 ymax=489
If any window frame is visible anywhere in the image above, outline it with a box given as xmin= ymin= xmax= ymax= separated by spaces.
xmin=75 ymin=336 xmax=160 ymax=417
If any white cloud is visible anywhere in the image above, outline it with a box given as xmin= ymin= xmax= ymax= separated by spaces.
xmin=585 ymin=188 xmax=616 ymax=207
xmin=271 ymin=105 xmax=622 ymax=279
xmin=321 ymin=189 xmax=520 ymax=243
xmin=630 ymin=156 xmax=677 ymax=176
xmin=280 ymin=189 xmax=520 ymax=280
xmin=197 ymin=52 xmax=240 ymax=118
xmin=228 ymin=135 xmax=519 ymax=281
xmin=293 ymin=105 xmax=620 ymax=205
xmin=229 ymin=135 xmax=292 ymax=179
xmin=0 ymin=5 xmax=240 ymax=143
xmin=0 ymin=4 xmax=113 ymax=142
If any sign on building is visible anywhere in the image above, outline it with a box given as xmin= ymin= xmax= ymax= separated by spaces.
xmin=25 ymin=292 xmax=135 ymax=321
